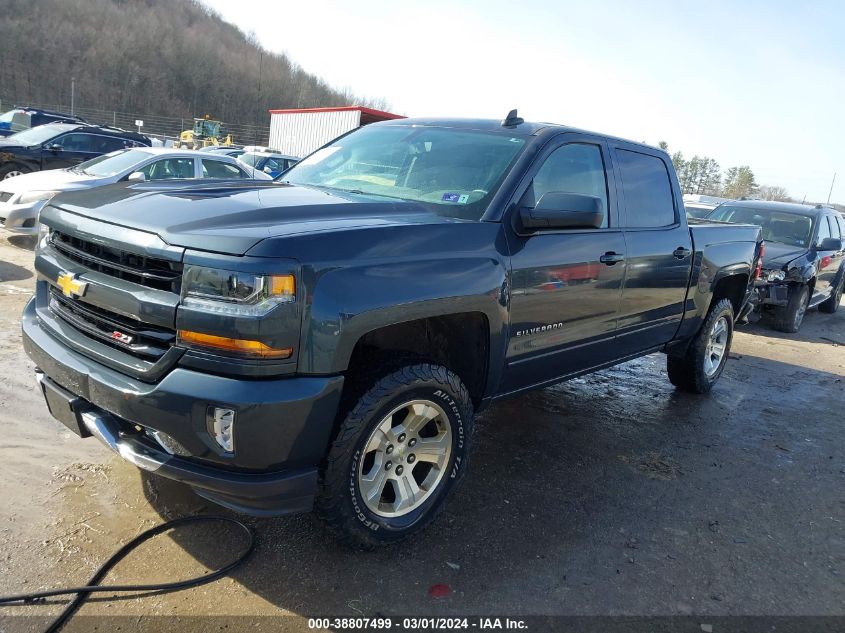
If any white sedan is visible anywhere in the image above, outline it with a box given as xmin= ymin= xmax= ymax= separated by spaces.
xmin=0 ymin=147 xmax=272 ymax=234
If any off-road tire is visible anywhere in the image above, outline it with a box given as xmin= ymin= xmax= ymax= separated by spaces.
xmin=667 ymin=298 xmax=734 ymax=394
xmin=772 ymin=284 xmax=810 ymax=332
xmin=818 ymin=276 xmax=843 ymax=314
xmin=316 ymin=363 xmax=474 ymax=549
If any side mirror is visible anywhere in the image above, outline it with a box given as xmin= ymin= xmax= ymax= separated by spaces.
xmin=127 ymin=171 xmax=146 ymax=182
xmin=818 ymin=237 xmax=843 ymax=251
xmin=519 ymin=192 xmax=605 ymax=231
xmin=45 ymin=143 xmax=63 ymax=152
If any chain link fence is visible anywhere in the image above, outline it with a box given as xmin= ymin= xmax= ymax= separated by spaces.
xmin=0 ymin=96 xmax=271 ymax=146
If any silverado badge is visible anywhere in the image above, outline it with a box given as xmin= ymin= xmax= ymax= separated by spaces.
xmin=56 ymin=272 xmax=88 ymax=299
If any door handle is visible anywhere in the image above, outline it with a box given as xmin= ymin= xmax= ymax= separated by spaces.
xmin=673 ymin=247 xmax=691 ymax=259
xmin=600 ymin=252 xmax=624 ymax=265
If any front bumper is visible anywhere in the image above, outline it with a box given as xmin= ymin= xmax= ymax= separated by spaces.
xmin=22 ymin=296 xmax=344 ymax=516
xmin=753 ymin=281 xmax=790 ymax=307
xmin=0 ymin=199 xmax=44 ymax=234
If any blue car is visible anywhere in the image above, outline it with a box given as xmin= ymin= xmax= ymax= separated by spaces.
xmin=237 ymin=151 xmax=299 ymax=178
xmin=0 ymin=107 xmax=86 ymax=137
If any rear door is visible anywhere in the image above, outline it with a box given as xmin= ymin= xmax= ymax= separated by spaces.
xmin=610 ymin=145 xmax=693 ymax=354
xmin=502 ymin=133 xmax=626 ymax=393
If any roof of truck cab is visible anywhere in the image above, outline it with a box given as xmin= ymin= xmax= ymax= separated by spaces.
xmin=373 ymin=117 xmax=663 ymax=151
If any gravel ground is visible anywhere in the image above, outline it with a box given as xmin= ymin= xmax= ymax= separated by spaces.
xmin=0 ymin=231 xmax=842 ymax=632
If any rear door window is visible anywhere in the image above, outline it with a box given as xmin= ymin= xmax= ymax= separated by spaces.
xmin=93 ymin=136 xmax=129 ymax=153
xmin=616 ymin=149 xmax=676 ymax=228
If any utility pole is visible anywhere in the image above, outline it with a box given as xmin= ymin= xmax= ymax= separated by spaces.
xmin=70 ymin=77 xmax=75 ymax=115
xmin=827 ymin=173 xmax=837 ymax=204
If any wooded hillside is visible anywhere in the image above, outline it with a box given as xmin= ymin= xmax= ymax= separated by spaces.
xmin=0 ymin=0 xmax=384 ymax=127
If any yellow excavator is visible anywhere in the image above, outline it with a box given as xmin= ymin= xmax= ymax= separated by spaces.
xmin=175 ymin=115 xmax=234 ymax=149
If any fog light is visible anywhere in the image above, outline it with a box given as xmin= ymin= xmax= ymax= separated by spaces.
xmin=207 ymin=407 xmax=235 ymax=453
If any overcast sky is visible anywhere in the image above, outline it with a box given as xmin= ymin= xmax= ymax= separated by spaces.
xmin=202 ymin=0 xmax=844 ymax=203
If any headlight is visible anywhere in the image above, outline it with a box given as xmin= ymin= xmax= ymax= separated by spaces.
xmin=36 ymin=223 xmax=51 ymax=251
xmin=17 ymin=190 xmax=58 ymax=205
xmin=766 ymin=270 xmax=786 ymax=282
xmin=180 ymin=265 xmax=295 ymax=317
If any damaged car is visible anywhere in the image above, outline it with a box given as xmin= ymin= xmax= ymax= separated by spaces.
xmin=707 ymin=200 xmax=845 ymax=332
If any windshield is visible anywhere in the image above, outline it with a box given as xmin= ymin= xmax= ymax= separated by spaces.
xmin=73 ymin=149 xmax=153 ymax=177
xmin=6 ymin=125 xmax=66 ymax=146
xmin=709 ymin=205 xmax=814 ymax=247
xmin=282 ymin=125 xmax=527 ymax=220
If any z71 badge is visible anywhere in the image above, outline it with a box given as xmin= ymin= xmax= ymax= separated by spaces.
xmin=111 ymin=330 xmax=134 ymax=345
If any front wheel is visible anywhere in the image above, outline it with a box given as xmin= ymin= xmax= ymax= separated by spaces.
xmin=771 ymin=284 xmax=809 ymax=332
xmin=819 ymin=277 xmax=843 ymax=314
xmin=0 ymin=163 xmax=29 ymax=180
xmin=667 ymin=298 xmax=735 ymax=394
xmin=316 ymin=363 xmax=474 ymax=549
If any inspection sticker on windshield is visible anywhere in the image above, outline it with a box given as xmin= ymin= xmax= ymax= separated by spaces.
xmin=442 ymin=193 xmax=469 ymax=204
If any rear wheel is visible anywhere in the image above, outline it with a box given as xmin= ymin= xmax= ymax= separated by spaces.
xmin=316 ymin=363 xmax=473 ymax=549
xmin=667 ymin=298 xmax=734 ymax=394
xmin=771 ymin=284 xmax=809 ymax=332
xmin=819 ymin=277 xmax=843 ymax=314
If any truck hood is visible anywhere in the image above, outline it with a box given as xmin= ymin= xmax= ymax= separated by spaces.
xmin=0 ymin=168 xmax=92 ymax=195
xmin=762 ymin=241 xmax=807 ymax=269
xmin=49 ymin=180 xmax=456 ymax=255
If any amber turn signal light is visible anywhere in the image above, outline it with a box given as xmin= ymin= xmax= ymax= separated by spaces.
xmin=177 ymin=330 xmax=293 ymax=359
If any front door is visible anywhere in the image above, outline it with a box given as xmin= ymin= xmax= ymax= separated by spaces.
xmin=42 ymin=133 xmax=97 ymax=169
xmin=813 ymin=214 xmax=844 ymax=301
xmin=502 ymin=135 xmax=626 ymax=393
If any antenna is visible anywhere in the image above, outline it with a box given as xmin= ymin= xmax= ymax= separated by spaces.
xmin=501 ymin=109 xmax=524 ymax=128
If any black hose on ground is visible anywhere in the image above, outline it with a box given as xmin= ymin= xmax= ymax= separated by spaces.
xmin=0 ymin=515 xmax=256 ymax=633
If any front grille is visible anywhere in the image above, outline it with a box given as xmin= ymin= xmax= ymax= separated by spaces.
xmin=0 ymin=192 xmax=12 ymax=203
xmin=49 ymin=288 xmax=175 ymax=361
xmin=51 ymin=231 xmax=182 ymax=293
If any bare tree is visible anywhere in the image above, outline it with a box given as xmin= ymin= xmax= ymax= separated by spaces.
xmin=758 ymin=185 xmax=791 ymax=202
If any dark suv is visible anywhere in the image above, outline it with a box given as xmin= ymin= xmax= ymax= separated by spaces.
xmin=708 ymin=200 xmax=845 ymax=332
xmin=0 ymin=123 xmax=151 ymax=180
xmin=0 ymin=106 xmax=87 ymax=137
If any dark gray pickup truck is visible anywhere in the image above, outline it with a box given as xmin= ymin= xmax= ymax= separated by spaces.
xmin=23 ymin=113 xmax=763 ymax=548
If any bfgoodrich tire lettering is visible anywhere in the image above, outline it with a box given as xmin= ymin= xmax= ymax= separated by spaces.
xmin=316 ymin=363 xmax=474 ymax=549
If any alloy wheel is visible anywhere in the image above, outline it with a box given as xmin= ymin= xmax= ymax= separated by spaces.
xmin=358 ymin=399 xmax=452 ymax=517
xmin=703 ymin=315 xmax=728 ymax=377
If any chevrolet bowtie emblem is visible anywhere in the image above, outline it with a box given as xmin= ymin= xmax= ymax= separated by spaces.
xmin=56 ymin=272 xmax=88 ymax=299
